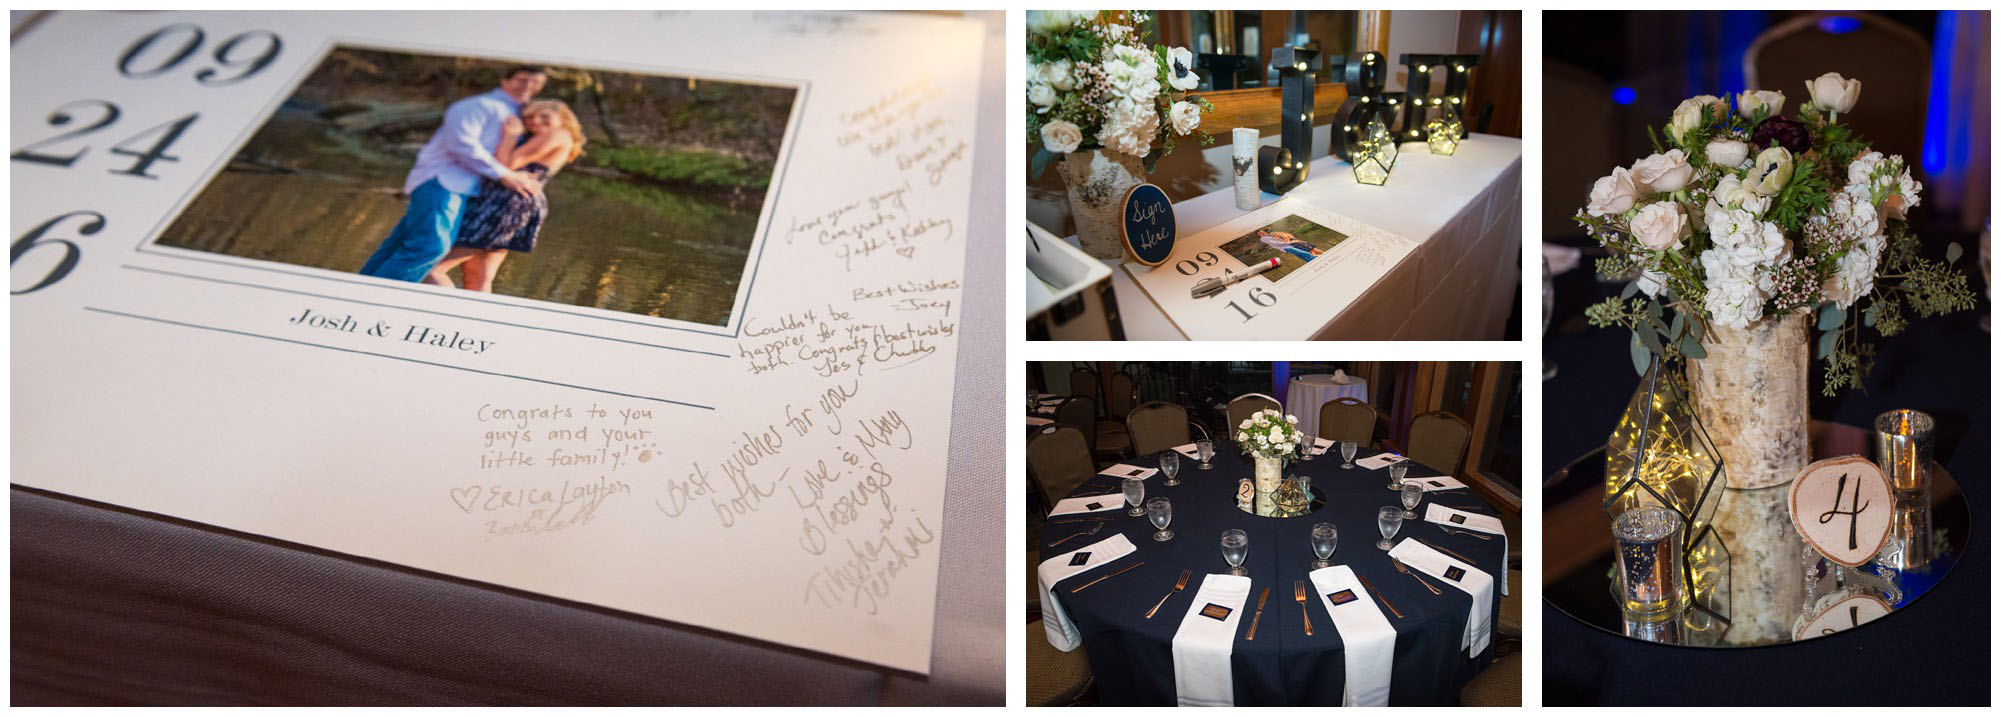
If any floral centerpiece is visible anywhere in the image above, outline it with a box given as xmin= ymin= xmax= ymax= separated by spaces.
xmin=1573 ymin=72 xmax=1975 ymax=643
xmin=1027 ymin=10 xmax=1215 ymax=259
xmin=1235 ymin=408 xmax=1302 ymax=515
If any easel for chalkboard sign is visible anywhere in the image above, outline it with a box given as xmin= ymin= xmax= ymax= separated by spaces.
xmin=1119 ymin=183 xmax=1177 ymax=266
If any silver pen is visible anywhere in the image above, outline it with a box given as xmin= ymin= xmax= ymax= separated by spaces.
xmin=1191 ymin=257 xmax=1281 ymax=298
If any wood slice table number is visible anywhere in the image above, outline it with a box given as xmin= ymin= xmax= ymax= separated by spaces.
xmin=1119 ymin=183 xmax=1176 ymax=266
xmin=1795 ymin=593 xmax=1894 ymax=640
xmin=1787 ymin=456 xmax=1894 ymax=568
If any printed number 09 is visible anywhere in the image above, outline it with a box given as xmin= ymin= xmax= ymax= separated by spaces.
xmin=1174 ymin=251 xmax=1220 ymax=276
xmin=118 ymin=23 xmax=283 ymax=86
xmin=11 ymin=211 xmax=106 ymax=295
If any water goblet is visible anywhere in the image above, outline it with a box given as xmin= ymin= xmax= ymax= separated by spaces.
xmin=1197 ymin=440 xmax=1215 ymax=470
xmin=1160 ymin=452 xmax=1182 ymax=487
xmin=1401 ymin=482 xmax=1422 ymax=520
xmin=1221 ymin=528 xmax=1249 ymax=576
xmin=1146 ymin=497 xmax=1174 ymax=541
xmin=1298 ymin=431 xmax=1316 ymax=461
xmin=1387 ymin=460 xmax=1409 ymax=490
xmin=1377 ymin=506 xmax=1403 ymax=550
xmin=1340 ymin=440 xmax=1358 ymax=469
xmin=1310 ymin=522 xmax=1338 ymax=569
xmin=1122 ymin=476 xmax=1146 ymax=517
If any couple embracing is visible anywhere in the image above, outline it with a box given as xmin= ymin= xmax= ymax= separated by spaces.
xmin=360 ymin=65 xmax=587 ymax=291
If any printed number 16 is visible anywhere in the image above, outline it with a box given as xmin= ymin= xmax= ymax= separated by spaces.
xmin=1226 ymin=286 xmax=1278 ymax=322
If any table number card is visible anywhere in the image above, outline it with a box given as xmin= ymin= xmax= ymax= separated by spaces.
xmin=1788 ymin=456 xmax=1894 ymax=568
xmin=11 ymin=10 xmax=983 ymax=675
xmin=1123 ymin=199 xmax=1417 ymax=340
xmin=1795 ymin=593 xmax=1894 ymax=639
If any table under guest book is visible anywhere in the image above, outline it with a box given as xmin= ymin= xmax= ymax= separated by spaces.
xmin=1091 ymin=134 xmax=1521 ymax=340
xmin=11 ymin=10 xmax=1003 ymax=704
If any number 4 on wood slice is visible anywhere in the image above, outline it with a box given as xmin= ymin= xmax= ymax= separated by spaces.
xmin=1788 ymin=455 xmax=1893 ymax=568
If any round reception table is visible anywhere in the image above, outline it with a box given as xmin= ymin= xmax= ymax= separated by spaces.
xmin=1037 ymin=442 xmax=1506 ymax=706
xmin=1285 ymin=374 xmax=1369 ymax=438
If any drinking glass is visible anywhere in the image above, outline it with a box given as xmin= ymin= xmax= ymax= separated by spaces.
xmin=1160 ymin=452 xmax=1182 ymax=487
xmin=1221 ymin=528 xmax=1249 ymax=576
xmin=1377 ymin=506 xmax=1403 ymax=550
xmin=1311 ymin=522 xmax=1338 ymax=569
xmin=1387 ymin=460 xmax=1409 ymax=490
xmin=1197 ymin=440 xmax=1215 ymax=470
xmin=1401 ymin=482 xmax=1422 ymax=519
xmin=1298 ymin=431 xmax=1316 ymax=461
xmin=1122 ymin=476 xmax=1146 ymax=516
xmin=1340 ymin=440 xmax=1358 ymax=469
xmin=1146 ymin=497 xmax=1174 ymax=541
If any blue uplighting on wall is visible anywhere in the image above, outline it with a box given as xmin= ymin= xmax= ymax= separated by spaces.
xmin=1612 ymin=87 xmax=1637 ymax=105
xmin=1922 ymin=10 xmax=1961 ymax=174
xmin=1716 ymin=11 xmax=1765 ymax=98
xmin=1818 ymin=15 xmax=1863 ymax=34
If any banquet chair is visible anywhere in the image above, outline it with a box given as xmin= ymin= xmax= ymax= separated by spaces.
xmin=1225 ymin=393 xmax=1282 ymax=432
xmin=1029 ymin=425 xmax=1097 ymax=510
xmin=1316 ymin=397 xmax=1377 ymax=446
xmin=1746 ymin=11 xmax=1929 ymax=167
xmin=1053 ymin=397 xmax=1099 ymax=458
xmin=1095 ymin=372 xmax=1137 ymax=460
xmin=1027 ymin=618 xmax=1094 ymax=706
xmin=1459 ymin=652 xmax=1521 ymax=706
xmin=1126 ymin=401 xmax=1190 ymax=456
xmin=1068 ymin=366 xmax=1101 ymax=411
xmin=1406 ymin=411 xmax=1472 ymax=476
xmin=1105 ymin=371 xmax=1139 ymax=418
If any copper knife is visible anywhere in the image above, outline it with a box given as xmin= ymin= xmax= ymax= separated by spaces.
xmin=1069 ymin=561 xmax=1143 ymax=593
xmin=1417 ymin=537 xmax=1478 ymax=566
xmin=1357 ymin=574 xmax=1404 ymax=619
xmin=1245 ymin=586 xmax=1271 ymax=641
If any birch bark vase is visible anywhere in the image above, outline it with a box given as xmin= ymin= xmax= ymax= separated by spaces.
xmin=1253 ymin=455 xmax=1283 ymax=516
xmin=1686 ymin=312 xmax=1810 ymax=644
xmin=1056 ymin=148 xmax=1147 ymax=261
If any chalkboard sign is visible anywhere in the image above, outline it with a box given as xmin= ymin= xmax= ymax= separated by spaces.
xmin=1788 ymin=456 xmax=1893 ymax=568
xmin=1120 ymin=183 xmax=1177 ymax=266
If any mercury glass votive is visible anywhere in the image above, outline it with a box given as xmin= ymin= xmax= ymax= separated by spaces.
xmin=1613 ymin=506 xmax=1686 ymax=620
xmin=1874 ymin=409 xmax=1934 ymax=492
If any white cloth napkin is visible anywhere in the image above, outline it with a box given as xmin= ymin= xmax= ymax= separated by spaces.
xmin=1309 ymin=437 xmax=1334 ymax=455
xmin=1309 ymin=566 xmax=1396 ymax=706
xmin=1100 ymin=464 xmax=1159 ymax=480
xmin=1355 ymin=452 xmax=1406 ymax=470
xmin=1388 ymin=538 xmax=1494 ymax=656
xmin=1172 ymin=443 xmax=1202 ymax=459
xmin=1038 ymin=533 xmax=1140 ymax=651
xmin=1049 ymin=493 xmax=1127 ymax=517
xmin=1170 ymin=573 xmax=1251 ymax=707
xmin=1407 ymin=474 xmax=1467 ymax=492
xmin=1026 ymin=416 xmax=1054 ymax=426
xmin=1424 ymin=504 xmax=1508 ymax=595
xmin=1332 ymin=369 xmax=1352 ymax=384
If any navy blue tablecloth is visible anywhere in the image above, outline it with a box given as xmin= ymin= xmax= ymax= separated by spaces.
xmin=1039 ymin=444 xmax=1504 ymax=706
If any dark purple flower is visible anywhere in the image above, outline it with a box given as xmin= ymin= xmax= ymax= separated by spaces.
xmin=1750 ymin=117 xmax=1812 ymax=154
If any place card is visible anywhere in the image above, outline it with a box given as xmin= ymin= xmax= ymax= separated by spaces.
xmin=1326 ymin=589 xmax=1359 ymax=606
xmin=1199 ymin=603 xmax=1234 ymax=621
xmin=1788 ymin=456 xmax=1894 ymax=568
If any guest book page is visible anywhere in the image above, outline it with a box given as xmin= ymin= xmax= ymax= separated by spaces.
xmin=11 ymin=10 xmax=981 ymax=674
xmin=1123 ymin=199 xmax=1417 ymax=340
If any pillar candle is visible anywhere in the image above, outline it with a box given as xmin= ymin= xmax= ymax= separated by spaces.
xmin=1232 ymin=127 xmax=1260 ymax=210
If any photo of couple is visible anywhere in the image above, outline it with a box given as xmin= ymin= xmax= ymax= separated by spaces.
xmin=157 ymin=47 xmax=799 ymax=327
xmin=1216 ymin=215 xmax=1350 ymax=283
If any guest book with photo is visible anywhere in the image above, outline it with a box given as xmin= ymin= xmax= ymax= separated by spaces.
xmin=11 ymin=10 xmax=982 ymax=675
xmin=1122 ymin=200 xmax=1418 ymax=340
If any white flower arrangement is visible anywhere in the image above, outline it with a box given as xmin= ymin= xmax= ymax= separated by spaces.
xmin=1026 ymin=10 xmax=1215 ymax=174
xmin=1578 ymin=72 xmax=1976 ymax=393
xmin=1234 ymin=409 xmax=1302 ymax=462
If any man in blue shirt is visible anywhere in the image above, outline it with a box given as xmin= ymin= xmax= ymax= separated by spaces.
xmin=360 ymin=66 xmax=548 ymax=283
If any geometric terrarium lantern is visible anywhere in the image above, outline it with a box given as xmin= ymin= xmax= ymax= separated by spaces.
xmin=1351 ymin=116 xmax=1393 ymax=186
xmin=1603 ymin=357 xmax=1731 ymax=642
xmin=1369 ymin=113 xmax=1399 ymax=169
xmin=1425 ymin=115 xmax=1462 ymax=155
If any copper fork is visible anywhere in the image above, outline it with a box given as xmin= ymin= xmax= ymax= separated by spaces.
xmin=1294 ymin=580 xmax=1313 ymax=636
xmin=1145 ymin=569 xmax=1193 ymax=619
xmin=1392 ymin=557 xmax=1443 ymax=595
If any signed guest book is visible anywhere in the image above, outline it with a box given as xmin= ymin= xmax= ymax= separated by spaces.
xmin=11 ymin=11 xmax=982 ymax=675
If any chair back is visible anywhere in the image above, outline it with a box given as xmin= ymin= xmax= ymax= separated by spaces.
xmin=1105 ymin=371 xmax=1138 ymax=417
xmin=1225 ymin=393 xmax=1282 ymax=433
xmin=1408 ymin=410 xmax=1472 ymax=476
xmin=1746 ymin=12 xmax=1929 ymax=167
xmin=1318 ymin=397 xmax=1377 ymax=445
xmin=1126 ymin=401 xmax=1190 ymax=456
xmin=1068 ymin=367 xmax=1101 ymax=411
xmin=1028 ymin=426 xmax=1097 ymax=509
xmin=1054 ymin=395 xmax=1098 ymax=455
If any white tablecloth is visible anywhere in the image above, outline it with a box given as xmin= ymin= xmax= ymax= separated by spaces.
xmin=1097 ymin=134 xmax=1523 ymax=340
xmin=1285 ymin=374 xmax=1368 ymax=438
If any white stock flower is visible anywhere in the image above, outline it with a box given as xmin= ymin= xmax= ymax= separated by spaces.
xmin=1708 ymin=207 xmax=1787 ymax=271
xmin=1805 ymin=72 xmax=1861 ymax=114
xmin=1700 ymin=249 xmax=1766 ymax=329
xmin=1632 ymin=150 xmax=1694 ymax=193
xmin=1103 ymin=23 xmax=1133 ymax=42
xmin=1587 ymin=167 xmax=1643 ymax=217
xmin=1737 ymin=89 xmax=1785 ymax=119
xmin=1164 ymin=47 xmax=1199 ymax=91
xmin=1102 ymin=44 xmax=1161 ymax=106
xmin=1168 ymin=100 xmax=1201 ymax=135
xmin=1630 ymin=201 xmax=1690 ymax=250
xmin=1708 ymin=174 xmax=1770 ymax=217
xmin=1706 ymin=139 xmax=1751 ymax=169
xmin=1095 ymin=100 xmax=1159 ymax=156
xmin=1745 ymin=146 xmax=1795 ymax=196
xmin=1040 ymin=120 xmax=1083 ymax=154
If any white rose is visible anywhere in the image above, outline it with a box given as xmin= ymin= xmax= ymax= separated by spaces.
xmin=1168 ymin=100 xmax=1201 ymax=135
xmin=1285 ymin=414 xmax=1297 ymax=424
xmin=1805 ymin=72 xmax=1861 ymax=114
xmin=1632 ymin=150 xmax=1694 ymax=193
xmin=1039 ymin=120 xmax=1082 ymax=154
xmin=1745 ymin=146 xmax=1794 ymax=196
xmin=1667 ymin=101 xmax=1704 ymax=144
xmin=1028 ymin=10 xmax=1086 ymax=35
xmin=1636 ymin=267 xmax=1669 ymax=297
xmin=1706 ymin=139 xmax=1751 ymax=169
xmin=1164 ymin=47 xmax=1199 ymax=91
xmin=1736 ymin=89 xmax=1785 ymax=119
xmin=1028 ymin=81 xmax=1056 ymax=110
xmin=1039 ymin=59 xmax=1076 ymax=91
xmin=1587 ymin=167 xmax=1643 ymax=217
xmin=1630 ymin=201 xmax=1690 ymax=250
